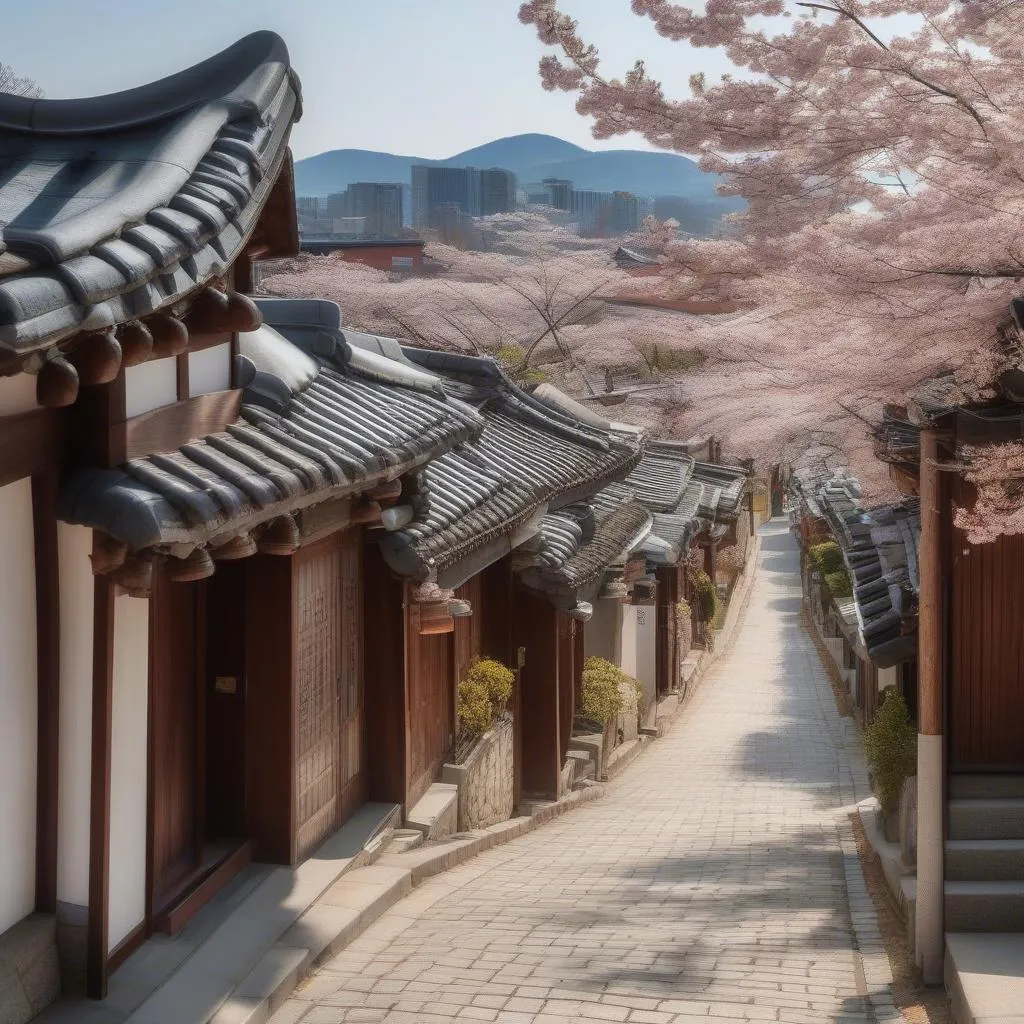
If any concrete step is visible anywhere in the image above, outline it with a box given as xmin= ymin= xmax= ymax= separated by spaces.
xmin=949 ymin=799 xmax=1024 ymax=840
xmin=406 ymin=783 xmax=459 ymax=840
xmin=946 ymin=839 xmax=1024 ymax=881
xmin=945 ymin=932 xmax=1024 ymax=1024
xmin=950 ymin=774 xmax=1024 ymax=800
xmin=386 ymin=828 xmax=424 ymax=854
xmin=566 ymin=749 xmax=594 ymax=784
xmin=945 ymin=880 xmax=1024 ymax=931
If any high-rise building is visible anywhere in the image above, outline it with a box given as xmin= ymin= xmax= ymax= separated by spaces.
xmin=411 ymin=164 xmax=483 ymax=228
xmin=479 ymin=168 xmax=517 ymax=216
xmin=570 ymin=189 xmax=609 ymax=232
xmin=344 ymin=182 xmax=404 ymax=237
xmin=542 ymin=178 xmax=573 ymax=210
xmin=608 ymin=191 xmax=641 ymax=234
xmin=326 ymin=192 xmax=348 ymax=220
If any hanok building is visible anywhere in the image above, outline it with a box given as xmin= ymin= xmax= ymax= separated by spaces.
xmin=362 ymin=351 xmax=646 ymax=812
xmin=0 ymin=32 xmax=482 ymax=1013
xmin=790 ymin=468 xmax=920 ymax=725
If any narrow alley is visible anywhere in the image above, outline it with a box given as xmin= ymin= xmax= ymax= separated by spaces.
xmin=271 ymin=521 xmax=897 ymax=1024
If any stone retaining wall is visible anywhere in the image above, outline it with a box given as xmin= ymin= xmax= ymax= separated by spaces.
xmin=442 ymin=716 xmax=514 ymax=831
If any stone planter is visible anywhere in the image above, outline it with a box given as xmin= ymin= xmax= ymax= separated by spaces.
xmin=615 ymin=678 xmax=640 ymax=747
xmin=898 ymin=775 xmax=917 ymax=869
xmin=442 ymin=715 xmax=514 ymax=831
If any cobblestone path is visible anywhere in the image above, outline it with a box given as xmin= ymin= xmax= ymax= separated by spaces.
xmin=271 ymin=521 xmax=896 ymax=1024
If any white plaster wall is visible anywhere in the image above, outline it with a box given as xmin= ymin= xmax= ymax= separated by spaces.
xmin=878 ymin=665 xmax=899 ymax=693
xmin=633 ymin=603 xmax=657 ymax=712
xmin=188 ymin=343 xmax=232 ymax=397
xmin=125 ymin=356 xmax=178 ymax=418
xmin=584 ymin=599 xmax=618 ymax=664
xmin=107 ymin=595 xmax=149 ymax=953
xmin=0 ymin=478 xmax=38 ymax=934
xmin=620 ymin=605 xmax=638 ymax=679
xmin=0 ymin=372 xmax=38 ymax=417
xmin=57 ymin=524 xmax=94 ymax=908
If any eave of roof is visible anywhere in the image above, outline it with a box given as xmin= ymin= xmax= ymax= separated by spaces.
xmin=0 ymin=31 xmax=301 ymax=364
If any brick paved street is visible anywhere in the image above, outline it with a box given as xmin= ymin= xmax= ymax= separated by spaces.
xmin=271 ymin=521 xmax=894 ymax=1024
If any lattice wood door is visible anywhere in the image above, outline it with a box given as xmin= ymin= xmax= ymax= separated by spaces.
xmin=293 ymin=532 xmax=364 ymax=861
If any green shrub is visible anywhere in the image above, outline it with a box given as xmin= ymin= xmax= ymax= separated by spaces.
xmin=580 ymin=656 xmax=626 ymax=724
xmin=809 ymin=541 xmax=844 ymax=574
xmin=675 ymin=599 xmax=691 ymax=619
xmin=824 ymin=570 xmax=853 ymax=599
xmin=688 ymin=569 xmax=718 ymax=623
xmin=465 ymin=657 xmax=513 ymax=713
xmin=457 ymin=678 xmax=493 ymax=736
xmin=864 ymin=689 xmax=917 ymax=814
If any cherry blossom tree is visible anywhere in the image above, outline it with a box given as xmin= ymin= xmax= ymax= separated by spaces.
xmin=259 ymin=214 xmax=681 ymax=383
xmin=518 ymin=1 xmax=1024 ymax=516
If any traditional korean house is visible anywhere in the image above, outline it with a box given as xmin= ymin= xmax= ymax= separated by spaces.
xmin=355 ymin=350 xmax=644 ymax=814
xmin=0 ymin=33 xmax=480 ymax=1012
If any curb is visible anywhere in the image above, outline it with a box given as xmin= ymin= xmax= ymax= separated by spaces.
xmin=210 ymin=785 xmax=606 ymax=1024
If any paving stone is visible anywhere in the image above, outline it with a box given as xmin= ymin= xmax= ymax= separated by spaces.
xmin=269 ymin=523 xmax=895 ymax=1024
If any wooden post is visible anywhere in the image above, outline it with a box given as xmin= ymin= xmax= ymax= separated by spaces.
xmin=916 ymin=426 xmax=944 ymax=985
xmin=87 ymin=576 xmax=115 ymax=999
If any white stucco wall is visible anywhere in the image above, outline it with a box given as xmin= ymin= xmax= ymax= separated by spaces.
xmin=0 ymin=372 xmax=39 ymax=417
xmin=620 ymin=604 xmax=638 ymax=679
xmin=633 ymin=603 xmax=657 ymax=711
xmin=125 ymin=356 xmax=178 ymax=418
xmin=107 ymin=595 xmax=150 ymax=953
xmin=878 ymin=665 xmax=899 ymax=693
xmin=584 ymin=599 xmax=619 ymax=664
xmin=0 ymin=478 xmax=39 ymax=934
xmin=188 ymin=343 xmax=232 ymax=396
xmin=57 ymin=524 xmax=94 ymax=908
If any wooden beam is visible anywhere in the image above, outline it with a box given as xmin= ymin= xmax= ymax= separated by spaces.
xmin=116 ymin=322 xmax=154 ymax=368
xmin=123 ymin=389 xmax=242 ymax=463
xmin=0 ymin=408 xmax=65 ymax=488
xmin=87 ymin=575 xmax=115 ymax=1000
xmin=67 ymin=331 xmax=122 ymax=386
xmin=36 ymin=358 xmax=79 ymax=409
xmin=32 ymin=472 xmax=60 ymax=914
xmin=146 ymin=314 xmax=189 ymax=359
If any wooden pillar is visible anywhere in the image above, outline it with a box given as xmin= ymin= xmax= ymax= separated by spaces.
xmin=87 ymin=576 xmax=115 ymax=999
xmin=32 ymin=472 xmax=60 ymax=915
xmin=515 ymin=587 xmax=561 ymax=800
xmin=916 ymin=426 xmax=944 ymax=985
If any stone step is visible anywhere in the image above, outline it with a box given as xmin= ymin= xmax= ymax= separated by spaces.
xmin=946 ymin=839 xmax=1024 ymax=882
xmin=949 ymin=799 xmax=1024 ymax=840
xmin=950 ymin=774 xmax=1024 ymax=800
xmin=945 ymin=880 xmax=1024 ymax=932
xmin=565 ymin=750 xmax=595 ymax=785
xmin=945 ymin=932 xmax=1024 ymax=1024
xmin=387 ymin=828 xmax=424 ymax=854
xmin=406 ymin=783 xmax=459 ymax=840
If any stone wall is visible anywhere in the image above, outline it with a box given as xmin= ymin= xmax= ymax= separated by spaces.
xmin=0 ymin=914 xmax=61 ymax=1023
xmin=443 ymin=716 xmax=514 ymax=831
xmin=615 ymin=678 xmax=640 ymax=747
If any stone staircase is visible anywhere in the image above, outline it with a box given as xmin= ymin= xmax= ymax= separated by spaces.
xmin=946 ymin=774 xmax=1024 ymax=932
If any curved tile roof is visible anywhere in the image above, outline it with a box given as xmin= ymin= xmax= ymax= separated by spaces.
xmin=0 ymin=31 xmax=301 ymax=362
xmin=57 ymin=316 xmax=481 ymax=551
xmin=379 ymin=351 xmax=644 ymax=580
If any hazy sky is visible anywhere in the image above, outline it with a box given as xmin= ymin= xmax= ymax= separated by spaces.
xmin=1 ymin=0 xmax=738 ymax=159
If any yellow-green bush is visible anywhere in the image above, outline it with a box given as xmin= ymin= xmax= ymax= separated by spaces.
xmin=466 ymin=657 xmax=513 ymax=712
xmin=864 ymin=689 xmax=917 ymax=814
xmin=457 ymin=678 xmax=494 ymax=736
xmin=808 ymin=541 xmax=844 ymax=574
xmin=580 ymin=656 xmax=627 ymax=724
xmin=824 ymin=569 xmax=853 ymax=599
xmin=456 ymin=657 xmax=515 ymax=737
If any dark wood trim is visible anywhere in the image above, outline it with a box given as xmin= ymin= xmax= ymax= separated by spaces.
xmin=176 ymin=354 xmax=189 ymax=402
xmin=0 ymin=409 xmax=64 ymax=487
xmin=32 ymin=472 xmax=60 ymax=914
xmin=87 ymin=575 xmax=115 ymax=1000
xmin=154 ymin=840 xmax=250 ymax=936
xmin=71 ymin=376 xmax=127 ymax=469
xmin=106 ymin=920 xmax=148 ymax=975
xmin=124 ymin=389 xmax=243 ymax=462
xmin=184 ymin=331 xmax=233 ymax=356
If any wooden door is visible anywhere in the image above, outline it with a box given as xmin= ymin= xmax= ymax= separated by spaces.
xmin=949 ymin=475 xmax=1024 ymax=768
xmin=407 ymin=606 xmax=454 ymax=809
xmin=293 ymin=533 xmax=365 ymax=862
xmin=149 ymin=570 xmax=203 ymax=910
xmin=656 ymin=567 xmax=678 ymax=696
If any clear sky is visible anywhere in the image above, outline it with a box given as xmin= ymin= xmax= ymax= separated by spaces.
xmin=0 ymin=0 xmax=738 ymax=160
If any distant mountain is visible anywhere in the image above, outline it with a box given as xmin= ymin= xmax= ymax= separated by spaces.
xmin=294 ymin=132 xmax=734 ymax=203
